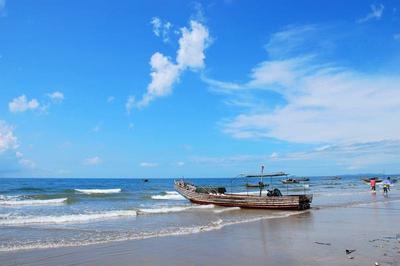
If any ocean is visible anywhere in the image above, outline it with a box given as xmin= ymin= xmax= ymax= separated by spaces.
xmin=0 ymin=176 xmax=398 ymax=252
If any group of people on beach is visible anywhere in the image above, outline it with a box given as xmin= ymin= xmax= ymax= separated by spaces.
xmin=370 ymin=177 xmax=392 ymax=195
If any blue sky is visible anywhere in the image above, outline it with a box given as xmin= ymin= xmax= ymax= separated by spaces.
xmin=1 ymin=0 xmax=400 ymax=178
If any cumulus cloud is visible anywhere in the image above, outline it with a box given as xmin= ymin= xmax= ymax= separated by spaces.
xmin=47 ymin=91 xmax=64 ymax=103
xmin=84 ymin=156 xmax=102 ymax=165
xmin=151 ymin=17 xmax=173 ymax=43
xmin=176 ymin=21 xmax=210 ymax=69
xmin=0 ymin=121 xmax=18 ymax=153
xmin=140 ymin=162 xmax=158 ymax=168
xmin=131 ymin=20 xmax=210 ymax=109
xmin=9 ymin=95 xmax=40 ymax=113
xmin=357 ymin=4 xmax=384 ymax=23
xmin=135 ymin=53 xmax=180 ymax=108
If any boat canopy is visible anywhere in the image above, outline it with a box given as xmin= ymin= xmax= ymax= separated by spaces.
xmin=244 ymin=171 xmax=288 ymax=178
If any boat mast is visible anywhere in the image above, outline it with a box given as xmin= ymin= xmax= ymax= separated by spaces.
xmin=261 ymin=165 xmax=264 ymax=184
xmin=259 ymin=165 xmax=264 ymax=196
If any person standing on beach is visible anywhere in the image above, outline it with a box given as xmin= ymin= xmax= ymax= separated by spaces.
xmin=370 ymin=178 xmax=376 ymax=192
xmin=383 ymin=178 xmax=391 ymax=195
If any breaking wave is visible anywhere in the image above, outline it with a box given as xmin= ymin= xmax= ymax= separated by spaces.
xmin=138 ymin=204 xmax=214 ymax=214
xmin=213 ymin=207 xmax=241 ymax=213
xmin=0 ymin=210 xmax=138 ymax=226
xmin=151 ymin=191 xmax=185 ymax=200
xmin=74 ymin=188 xmax=122 ymax=194
xmin=0 ymin=196 xmax=68 ymax=207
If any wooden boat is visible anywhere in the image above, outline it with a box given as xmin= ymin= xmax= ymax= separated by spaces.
xmin=281 ymin=178 xmax=299 ymax=184
xmin=174 ymin=180 xmax=313 ymax=210
xmin=245 ymin=182 xmax=268 ymax=188
xmin=297 ymin=177 xmax=310 ymax=182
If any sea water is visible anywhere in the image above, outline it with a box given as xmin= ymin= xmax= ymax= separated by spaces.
xmin=0 ymin=176 xmax=398 ymax=252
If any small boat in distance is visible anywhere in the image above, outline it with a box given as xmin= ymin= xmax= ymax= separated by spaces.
xmin=245 ymin=182 xmax=268 ymax=188
xmin=281 ymin=177 xmax=309 ymax=184
xmin=243 ymin=165 xmax=278 ymax=188
xmin=174 ymin=179 xmax=313 ymax=210
xmin=281 ymin=178 xmax=299 ymax=184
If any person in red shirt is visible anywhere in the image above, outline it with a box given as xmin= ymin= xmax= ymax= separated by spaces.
xmin=370 ymin=178 xmax=376 ymax=191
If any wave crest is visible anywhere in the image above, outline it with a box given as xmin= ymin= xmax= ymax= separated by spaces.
xmin=0 ymin=210 xmax=138 ymax=225
xmin=74 ymin=188 xmax=122 ymax=194
xmin=151 ymin=191 xmax=185 ymax=200
xmin=0 ymin=197 xmax=68 ymax=207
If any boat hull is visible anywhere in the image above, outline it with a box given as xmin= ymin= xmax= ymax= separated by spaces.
xmin=175 ymin=181 xmax=312 ymax=210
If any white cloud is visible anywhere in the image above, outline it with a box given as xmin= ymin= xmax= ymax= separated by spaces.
xmin=107 ymin=96 xmax=115 ymax=103
xmin=140 ymin=162 xmax=158 ymax=168
xmin=47 ymin=91 xmax=64 ymax=103
xmin=0 ymin=0 xmax=5 ymax=12
xmin=176 ymin=20 xmax=210 ymax=69
xmin=269 ymin=152 xmax=278 ymax=159
xmin=125 ymin=95 xmax=136 ymax=114
xmin=222 ymin=63 xmax=400 ymax=143
xmin=92 ymin=122 xmax=102 ymax=133
xmin=9 ymin=95 xmax=40 ymax=113
xmin=190 ymin=140 xmax=400 ymax=172
xmin=0 ymin=121 xmax=18 ymax=153
xmin=357 ymin=4 xmax=384 ymax=23
xmin=19 ymin=158 xmax=36 ymax=168
xmin=14 ymin=151 xmax=36 ymax=169
xmin=150 ymin=17 xmax=173 ymax=43
xmin=135 ymin=53 xmax=180 ymax=108
xmin=177 ymin=161 xmax=185 ymax=166
xmin=205 ymin=25 xmax=400 ymax=144
xmin=150 ymin=17 xmax=161 ymax=36
xmin=84 ymin=156 xmax=102 ymax=165
xmin=133 ymin=20 xmax=210 ymax=109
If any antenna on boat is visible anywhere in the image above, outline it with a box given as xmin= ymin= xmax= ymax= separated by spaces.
xmin=259 ymin=165 xmax=264 ymax=197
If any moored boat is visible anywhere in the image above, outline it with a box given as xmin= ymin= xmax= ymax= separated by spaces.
xmin=281 ymin=178 xmax=299 ymax=184
xmin=174 ymin=180 xmax=313 ymax=210
xmin=245 ymin=182 xmax=268 ymax=188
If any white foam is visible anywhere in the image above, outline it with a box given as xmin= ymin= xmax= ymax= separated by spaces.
xmin=138 ymin=204 xmax=214 ymax=214
xmin=151 ymin=191 xmax=185 ymax=200
xmin=74 ymin=188 xmax=122 ymax=194
xmin=0 ymin=198 xmax=68 ymax=207
xmin=0 ymin=211 xmax=306 ymax=252
xmin=0 ymin=210 xmax=138 ymax=226
xmin=139 ymin=206 xmax=189 ymax=214
xmin=213 ymin=207 xmax=241 ymax=213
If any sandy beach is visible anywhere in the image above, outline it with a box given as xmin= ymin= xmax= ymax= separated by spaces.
xmin=1 ymin=199 xmax=399 ymax=266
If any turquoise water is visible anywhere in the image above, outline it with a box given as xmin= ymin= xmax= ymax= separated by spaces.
xmin=0 ymin=176 xmax=398 ymax=252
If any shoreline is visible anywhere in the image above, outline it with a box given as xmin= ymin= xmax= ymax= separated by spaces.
xmin=1 ymin=198 xmax=400 ymax=266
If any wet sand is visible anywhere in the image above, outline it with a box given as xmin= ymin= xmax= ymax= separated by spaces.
xmin=1 ymin=200 xmax=399 ymax=266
